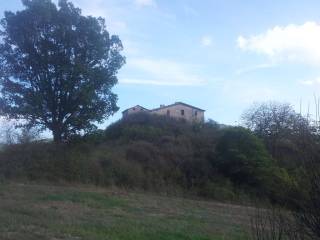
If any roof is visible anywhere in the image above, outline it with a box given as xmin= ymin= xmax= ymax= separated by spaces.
xmin=151 ymin=102 xmax=205 ymax=112
xmin=122 ymin=105 xmax=150 ymax=113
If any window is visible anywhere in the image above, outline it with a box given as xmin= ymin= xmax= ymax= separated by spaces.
xmin=195 ymin=111 xmax=198 ymax=116
xmin=167 ymin=110 xmax=170 ymax=116
xmin=181 ymin=109 xmax=184 ymax=116
xmin=133 ymin=107 xmax=136 ymax=111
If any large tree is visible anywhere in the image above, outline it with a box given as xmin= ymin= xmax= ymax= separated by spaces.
xmin=241 ymin=102 xmax=314 ymax=169
xmin=0 ymin=0 xmax=125 ymax=142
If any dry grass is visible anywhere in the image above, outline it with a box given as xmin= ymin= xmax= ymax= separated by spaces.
xmin=0 ymin=182 xmax=252 ymax=240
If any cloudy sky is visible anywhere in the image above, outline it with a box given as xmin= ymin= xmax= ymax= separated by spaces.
xmin=2 ymin=0 xmax=320 ymax=126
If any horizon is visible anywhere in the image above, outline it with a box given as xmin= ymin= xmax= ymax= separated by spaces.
xmin=1 ymin=0 xmax=320 ymax=130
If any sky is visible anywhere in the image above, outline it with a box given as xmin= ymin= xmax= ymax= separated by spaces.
xmin=2 ymin=0 xmax=320 ymax=127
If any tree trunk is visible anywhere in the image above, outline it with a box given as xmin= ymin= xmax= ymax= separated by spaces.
xmin=52 ymin=125 xmax=63 ymax=143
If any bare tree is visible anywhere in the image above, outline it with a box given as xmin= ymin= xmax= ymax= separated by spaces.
xmin=242 ymin=101 xmax=314 ymax=169
xmin=294 ymin=156 xmax=320 ymax=239
xmin=250 ymin=204 xmax=308 ymax=240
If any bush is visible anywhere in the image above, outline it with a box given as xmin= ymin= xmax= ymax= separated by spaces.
xmin=215 ymin=127 xmax=274 ymax=187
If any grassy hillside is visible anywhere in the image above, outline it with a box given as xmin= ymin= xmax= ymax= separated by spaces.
xmin=0 ymin=182 xmax=251 ymax=240
xmin=0 ymin=113 xmax=291 ymax=204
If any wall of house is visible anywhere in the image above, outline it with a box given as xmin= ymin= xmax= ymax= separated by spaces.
xmin=122 ymin=106 xmax=148 ymax=117
xmin=152 ymin=104 xmax=204 ymax=123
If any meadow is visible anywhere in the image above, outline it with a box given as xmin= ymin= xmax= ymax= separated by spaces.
xmin=0 ymin=182 xmax=251 ymax=240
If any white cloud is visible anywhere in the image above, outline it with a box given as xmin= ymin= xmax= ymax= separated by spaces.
xmin=120 ymin=58 xmax=206 ymax=86
xmin=201 ymin=36 xmax=212 ymax=47
xmin=121 ymin=39 xmax=141 ymax=55
xmin=300 ymin=77 xmax=320 ymax=86
xmin=134 ymin=0 xmax=156 ymax=8
xmin=237 ymin=22 xmax=320 ymax=65
xmin=120 ymin=78 xmax=177 ymax=86
xmin=235 ymin=63 xmax=275 ymax=75
xmin=222 ymin=81 xmax=277 ymax=104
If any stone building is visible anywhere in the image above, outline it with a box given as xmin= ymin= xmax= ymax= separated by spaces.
xmin=121 ymin=105 xmax=149 ymax=117
xmin=122 ymin=102 xmax=205 ymax=123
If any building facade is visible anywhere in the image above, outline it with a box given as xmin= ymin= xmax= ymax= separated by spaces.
xmin=122 ymin=102 xmax=205 ymax=123
xmin=122 ymin=105 xmax=149 ymax=118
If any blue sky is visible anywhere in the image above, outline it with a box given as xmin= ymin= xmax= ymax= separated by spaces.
xmin=2 ymin=0 xmax=320 ymax=127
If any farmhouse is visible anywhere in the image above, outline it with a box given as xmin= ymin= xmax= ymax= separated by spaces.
xmin=122 ymin=102 xmax=205 ymax=123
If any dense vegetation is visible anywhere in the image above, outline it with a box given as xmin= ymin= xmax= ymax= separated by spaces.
xmin=0 ymin=111 xmax=299 ymax=203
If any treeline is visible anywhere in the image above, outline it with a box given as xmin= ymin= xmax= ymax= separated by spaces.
xmin=1 ymin=102 xmax=317 ymax=207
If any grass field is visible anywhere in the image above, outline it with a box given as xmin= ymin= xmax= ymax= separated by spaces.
xmin=0 ymin=182 xmax=253 ymax=240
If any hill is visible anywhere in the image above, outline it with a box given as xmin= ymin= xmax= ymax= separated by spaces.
xmin=0 ymin=111 xmax=319 ymax=239
xmin=0 ymin=113 xmax=291 ymax=203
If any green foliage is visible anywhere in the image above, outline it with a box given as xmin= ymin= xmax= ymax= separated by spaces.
xmin=199 ymin=180 xmax=236 ymax=201
xmin=0 ymin=0 xmax=125 ymax=142
xmin=215 ymin=127 xmax=273 ymax=188
xmin=0 ymin=113 xmax=293 ymax=203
